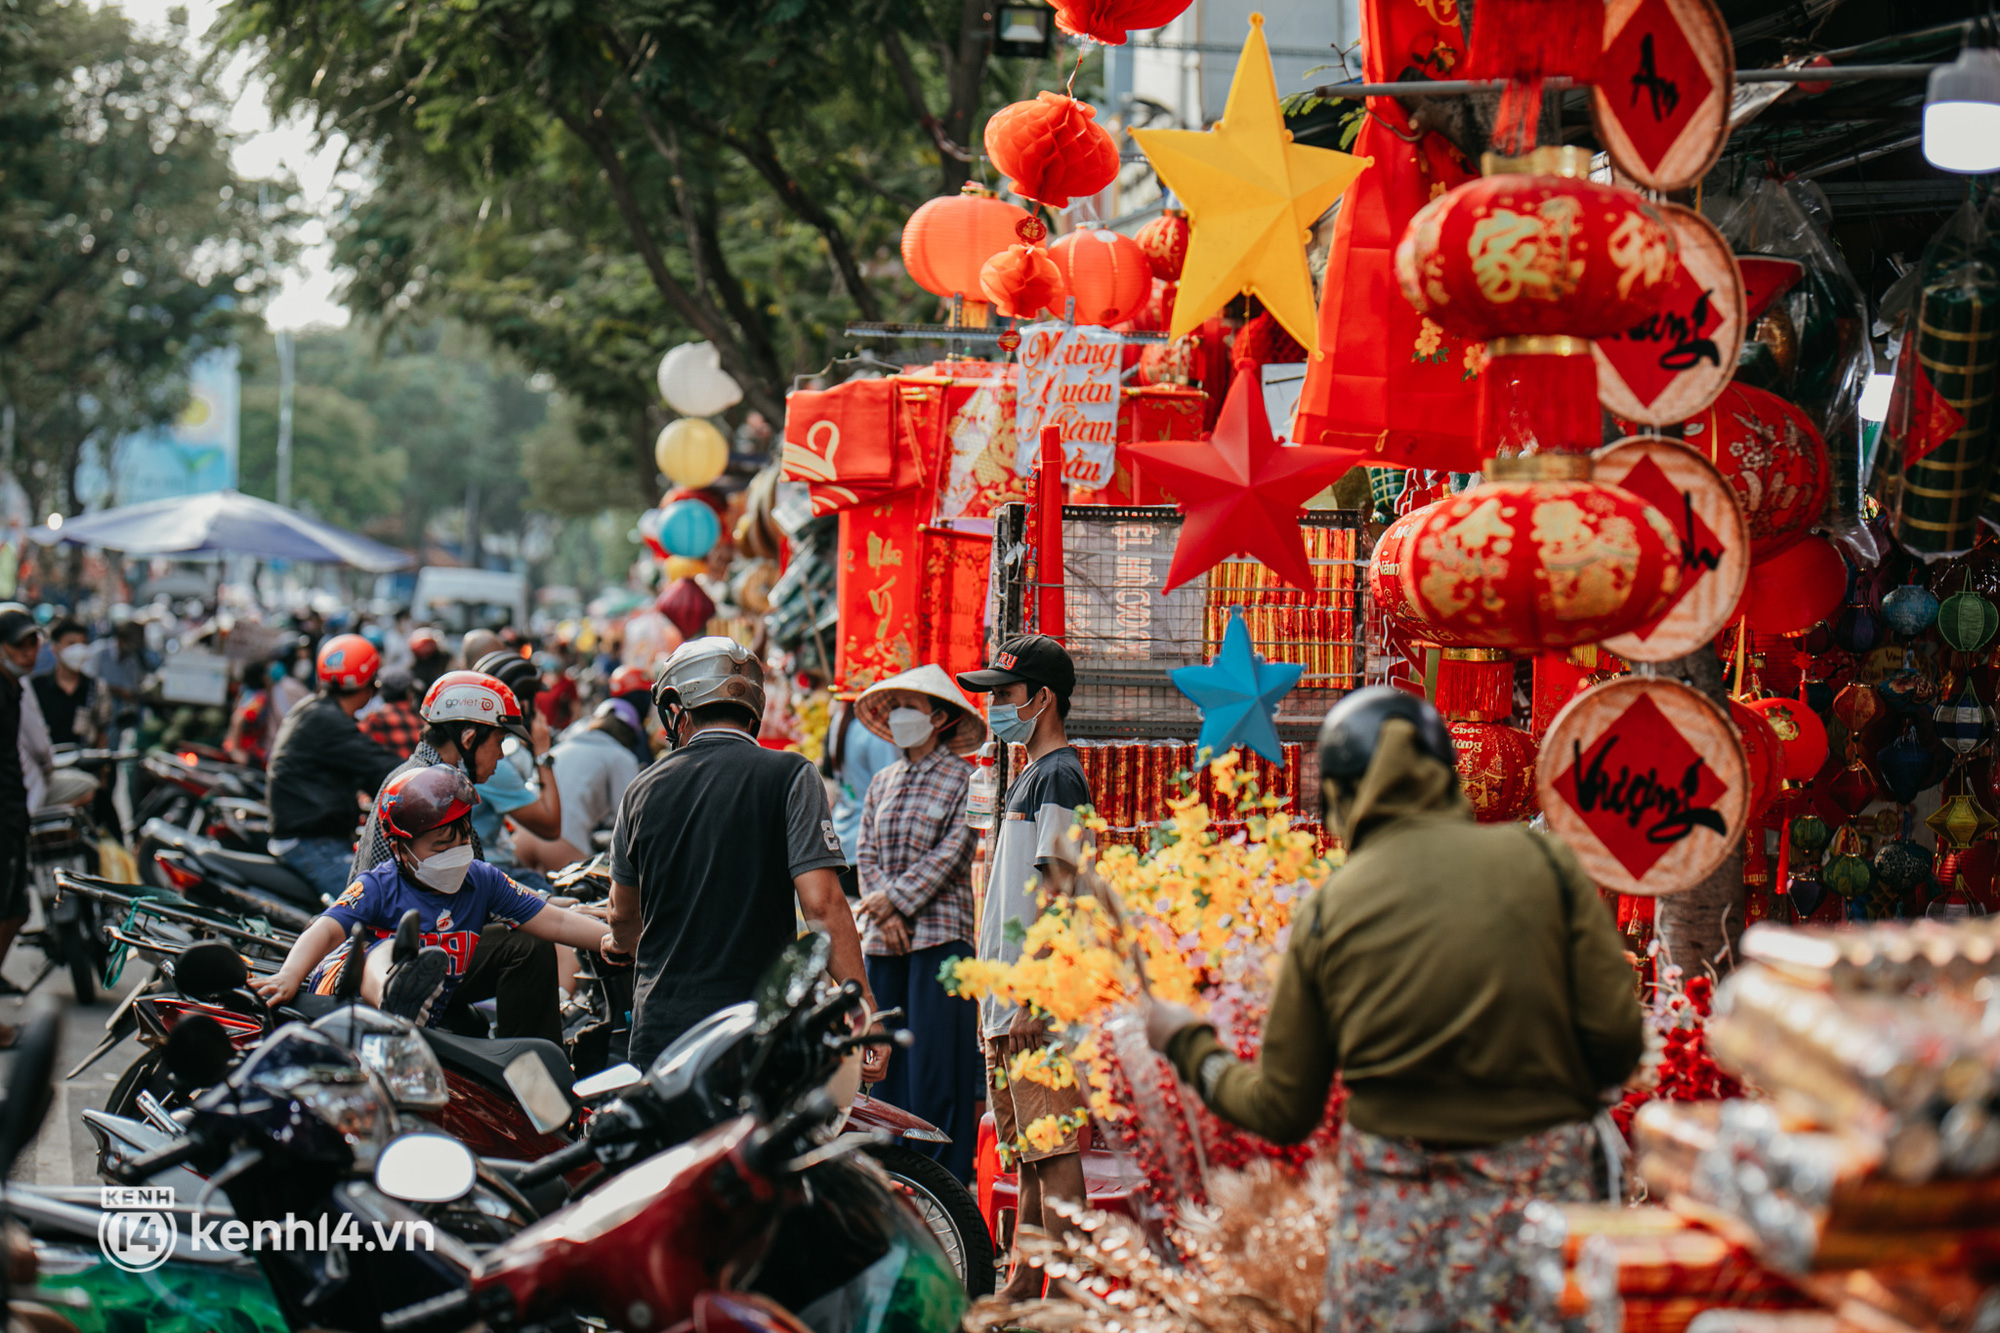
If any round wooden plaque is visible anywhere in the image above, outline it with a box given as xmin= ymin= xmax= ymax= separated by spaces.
xmin=1593 ymin=203 xmax=1745 ymax=426
xmin=1536 ymin=675 xmax=1748 ymax=897
xmin=1589 ymin=0 xmax=1734 ymax=193
xmin=1594 ymin=434 xmax=1749 ymax=662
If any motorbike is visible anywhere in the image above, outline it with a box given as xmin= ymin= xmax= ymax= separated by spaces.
xmin=131 ymin=743 xmax=267 ymax=844
xmin=143 ymin=820 xmax=324 ymax=931
xmin=376 ymin=930 xmax=972 ymax=1333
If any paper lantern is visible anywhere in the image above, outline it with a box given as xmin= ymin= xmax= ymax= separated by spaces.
xmin=1050 ymin=0 xmax=1193 ymax=45
xmin=901 ymin=185 xmax=1034 ymax=312
xmin=636 ymin=507 xmax=667 ymax=560
xmin=1395 ymin=148 xmax=1679 ymax=343
xmin=658 ymin=498 xmax=721 ymax=558
xmin=1833 ymin=607 xmax=1877 ymax=654
xmin=980 ymin=243 xmax=1066 ymax=319
xmin=1448 ymin=720 xmax=1540 ymax=823
xmin=1673 ymin=382 xmax=1829 ymax=558
xmin=1397 ymin=464 xmax=1684 ymax=651
xmin=1746 ymin=696 xmax=1828 ymax=784
xmin=1368 ymin=501 xmax=1462 ymax=643
xmin=655 ymin=341 xmax=743 ymax=419
xmin=654 ymin=417 xmax=730 ymax=489
xmin=1824 ymin=848 xmax=1875 ymax=903
xmin=1878 ymin=726 xmax=1943 ymax=805
xmin=1049 ymin=228 xmax=1153 ymax=326
xmin=1823 ymin=759 xmax=1880 ymax=820
xmin=1743 ymin=535 xmax=1847 ymax=637
xmin=1937 ymin=681 xmax=1990 ymax=756
xmin=1880 ymin=583 xmax=1941 ymax=637
xmin=983 ymin=92 xmax=1119 ymax=209
xmin=1789 ymin=812 xmax=1833 ymax=858
xmin=1729 ymin=698 xmax=1785 ymax=819
xmin=1785 ymin=863 xmax=1827 ymax=919
xmin=1874 ymin=838 xmax=1932 ymax=899
xmin=1135 ymin=209 xmax=1190 ymax=281
xmin=1938 ymin=591 xmax=1999 ymax=651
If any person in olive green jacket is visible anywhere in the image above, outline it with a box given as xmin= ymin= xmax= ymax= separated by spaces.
xmin=1146 ymin=688 xmax=1643 ymax=1333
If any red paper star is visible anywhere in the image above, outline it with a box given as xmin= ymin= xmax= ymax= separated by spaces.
xmin=1126 ymin=359 xmax=1357 ymax=591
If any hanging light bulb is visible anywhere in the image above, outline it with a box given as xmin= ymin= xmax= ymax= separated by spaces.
xmin=1925 ymin=25 xmax=2000 ymax=174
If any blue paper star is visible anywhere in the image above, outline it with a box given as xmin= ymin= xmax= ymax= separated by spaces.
xmin=1171 ymin=607 xmax=1304 ymax=765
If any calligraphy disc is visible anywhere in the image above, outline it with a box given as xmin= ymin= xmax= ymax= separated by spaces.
xmin=1536 ymin=675 xmax=1749 ymax=896
xmin=1594 ymin=434 xmax=1749 ymax=662
xmin=1593 ymin=204 xmax=1745 ymax=426
xmin=1589 ymin=0 xmax=1733 ymax=193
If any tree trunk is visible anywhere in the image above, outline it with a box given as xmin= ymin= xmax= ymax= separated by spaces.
xmin=937 ymin=0 xmax=993 ymax=197
xmin=1651 ymin=648 xmax=1746 ymax=983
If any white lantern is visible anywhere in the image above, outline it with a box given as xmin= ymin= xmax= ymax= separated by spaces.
xmin=656 ymin=342 xmax=744 ymax=419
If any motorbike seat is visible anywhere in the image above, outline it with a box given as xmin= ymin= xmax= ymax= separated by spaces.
xmin=203 ymin=849 xmax=324 ymax=906
xmin=420 ymin=1030 xmax=577 ymax=1111
xmin=284 ymin=994 xmax=344 ymax=1021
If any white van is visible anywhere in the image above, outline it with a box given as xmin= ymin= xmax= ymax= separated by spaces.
xmin=410 ymin=567 xmax=530 ymax=637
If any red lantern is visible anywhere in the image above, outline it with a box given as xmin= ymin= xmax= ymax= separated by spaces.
xmin=983 ymin=93 xmax=1120 ymax=209
xmin=1449 ymin=720 xmax=1540 ymax=823
xmin=1135 ymin=209 xmax=1190 ymax=282
xmin=1049 ymin=228 xmax=1153 ymax=325
xmin=1051 ymin=0 xmax=1193 ymax=45
xmin=1744 ymin=695 xmax=1828 ymax=786
xmin=901 ymin=186 xmax=1034 ymax=315
xmin=1667 ymin=382 xmax=1829 ymax=558
xmin=1744 ymin=535 xmax=1847 ymax=637
xmin=1369 ymin=501 xmax=1466 ymax=645
xmin=979 ymin=243 xmax=1065 ymax=320
xmin=1729 ymin=697 xmax=1786 ymax=819
xmin=1396 ymin=462 xmax=1685 ymax=651
xmin=1395 ymin=148 xmax=1679 ymax=344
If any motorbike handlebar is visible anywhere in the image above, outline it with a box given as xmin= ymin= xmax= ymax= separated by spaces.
xmin=513 ymin=1134 xmax=598 ymax=1189
xmin=109 ymin=1134 xmax=202 ymax=1185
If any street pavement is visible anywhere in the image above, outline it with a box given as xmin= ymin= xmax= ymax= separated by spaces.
xmin=4 ymin=947 xmax=151 ymax=1189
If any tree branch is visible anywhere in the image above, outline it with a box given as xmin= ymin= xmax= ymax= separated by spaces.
xmin=883 ymin=28 xmax=973 ymax=172
xmin=729 ymin=126 xmax=884 ymax=323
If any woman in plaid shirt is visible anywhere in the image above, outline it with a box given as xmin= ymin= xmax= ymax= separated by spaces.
xmin=853 ymin=664 xmax=987 ymax=1183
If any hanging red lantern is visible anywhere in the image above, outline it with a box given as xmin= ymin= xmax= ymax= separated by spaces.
xmin=1744 ymin=695 xmax=1829 ymax=786
xmin=901 ymin=185 xmax=1034 ymax=319
xmin=979 ymin=243 xmax=1066 ymax=320
xmin=1743 ymin=534 xmax=1847 ymax=637
xmin=1049 ymin=228 xmax=1153 ymax=325
xmin=1135 ymin=208 xmax=1191 ymax=282
xmin=1729 ymin=697 xmax=1786 ymax=819
xmin=1396 ymin=461 xmax=1685 ymax=651
xmin=1449 ymin=720 xmax=1540 ymax=823
xmin=1663 ymin=381 xmax=1829 ymax=558
xmin=1369 ymin=501 xmax=1467 ymax=646
xmin=983 ymin=93 xmax=1120 ymax=209
xmin=1050 ymin=0 xmax=1193 ymax=45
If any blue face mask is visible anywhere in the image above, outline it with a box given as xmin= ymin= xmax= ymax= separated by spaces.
xmin=988 ymin=693 xmax=1044 ymax=745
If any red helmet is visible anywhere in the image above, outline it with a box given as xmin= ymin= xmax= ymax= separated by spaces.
xmin=408 ymin=627 xmax=442 ymax=656
xmin=421 ymin=670 xmax=532 ymax=743
xmin=379 ymin=764 xmax=480 ymax=840
xmin=608 ymin=664 xmax=650 ymax=697
xmin=317 ymin=634 xmax=381 ymax=692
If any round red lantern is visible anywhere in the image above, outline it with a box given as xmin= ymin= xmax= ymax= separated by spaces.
xmin=983 ymin=93 xmax=1120 ymax=210
xmin=1051 ymin=0 xmax=1193 ymax=45
xmin=1744 ymin=695 xmax=1829 ymax=786
xmin=1671 ymin=382 xmax=1829 ymax=558
xmin=1135 ymin=209 xmax=1190 ymax=282
xmin=1743 ymin=534 xmax=1847 ymax=637
xmin=1049 ymin=228 xmax=1153 ymax=325
xmin=980 ymin=243 xmax=1066 ymax=320
xmin=901 ymin=185 xmax=1034 ymax=315
xmin=1369 ymin=501 xmax=1469 ymax=646
xmin=1449 ymin=720 xmax=1540 ymax=823
xmin=1397 ymin=461 xmax=1685 ymax=651
xmin=1395 ymin=146 xmax=1680 ymax=344
xmin=1728 ymin=697 xmax=1786 ymax=819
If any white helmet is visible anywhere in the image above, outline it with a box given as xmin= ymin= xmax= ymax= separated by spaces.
xmin=421 ymin=669 xmax=532 ymax=744
xmin=654 ymin=636 xmax=764 ymax=735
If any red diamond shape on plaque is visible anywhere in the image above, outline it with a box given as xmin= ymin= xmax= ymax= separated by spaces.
xmin=1597 ymin=266 xmax=1725 ymax=409
xmin=1610 ymin=452 xmax=1721 ymax=641
xmin=1551 ymin=692 xmax=1729 ymax=882
xmin=1604 ymin=0 xmax=1715 ymax=175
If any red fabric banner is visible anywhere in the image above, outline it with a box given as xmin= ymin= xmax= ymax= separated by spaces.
xmin=917 ymin=524 xmax=992 ymax=682
xmin=835 ymin=489 xmax=927 ymax=692
xmin=782 ymin=378 xmax=921 ymax=515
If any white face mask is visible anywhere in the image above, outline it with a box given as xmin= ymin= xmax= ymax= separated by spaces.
xmin=58 ymin=643 xmax=88 ymax=670
xmin=887 ymin=706 xmax=939 ymax=749
xmin=408 ymin=844 xmax=475 ymax=894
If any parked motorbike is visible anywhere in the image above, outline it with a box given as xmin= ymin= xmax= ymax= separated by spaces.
xmin=143 ymin=820 xmax=323 ymax=931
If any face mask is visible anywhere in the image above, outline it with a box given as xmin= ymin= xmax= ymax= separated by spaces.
xmin=58 ymin=643 xmax=88 ymax=670
xmin=0 ymin=652 xmax=26 ymax=678
xmin=887 ymin=707 xmax=938 ymax=749
xmin=409 ymin=844 xmax=475 ymax=894
xmin=988 ymin=694 xmax=1044 ymax=745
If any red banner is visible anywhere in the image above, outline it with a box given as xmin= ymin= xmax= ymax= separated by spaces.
xmin=835 ymin=489 xmax=927 ymax=692
xmin=782 ymin=378 xmax=920 ymax=515
xmin=918 ymin=523 xmax=992 ymax=682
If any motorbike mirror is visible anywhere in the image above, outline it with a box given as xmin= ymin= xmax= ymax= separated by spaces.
xmin=373 ymin=1133 xmax=477 ymax=1204
xmin=162 ymin=1014 xmax=235 ymax=1091
xmin=571 ymin=1063 xmax=641 ymax=1100
xmin=174 ymin=941 xmax=250 ymax=1002
xmin=503 ymin=1053 xmax=574 ymax=1135
xmin=392 ymin=909 xmax=421 ymax=965
xmin=333 ymin=920 xmax=370 ymax=1001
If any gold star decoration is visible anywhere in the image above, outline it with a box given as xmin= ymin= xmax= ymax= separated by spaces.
xmin=1130 ymin=13 xmax=1371 ymax=353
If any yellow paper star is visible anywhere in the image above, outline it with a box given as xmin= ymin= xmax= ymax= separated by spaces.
xmin=1131 ymin=13 xmax=1371 ymax=353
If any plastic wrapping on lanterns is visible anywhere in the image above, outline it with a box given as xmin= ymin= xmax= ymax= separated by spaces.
xmin=1702 ymin=177 xmax=1874 ymax=561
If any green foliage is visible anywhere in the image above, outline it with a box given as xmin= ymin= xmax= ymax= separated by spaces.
xmin=239 ymin=382 xmax=405 ymax=533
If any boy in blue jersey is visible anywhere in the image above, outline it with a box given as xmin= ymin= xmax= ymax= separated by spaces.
xmin=256 ymin=764 xmax=614 ymax=1025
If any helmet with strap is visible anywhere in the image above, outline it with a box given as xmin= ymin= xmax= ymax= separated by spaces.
xmin=474 ymin=650 xmax=542 ymax=708
xmin=422 ymin=670 xmax=533 ymax=745
xmin=653 ymin=636 xmax=764 ymax=741
xmin=379 ymin=765 xmax=480 ymax=840
xmin=317 ymin=633 xmax=380 ymax=692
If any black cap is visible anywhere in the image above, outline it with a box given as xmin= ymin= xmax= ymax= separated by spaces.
xmin=1316 ymin=686 xmax=1456 ymax=785
xmin=0 ymin=608 xmax=40 ymax=648
xmin=957 ymin=633 xmax=1076 ymax=699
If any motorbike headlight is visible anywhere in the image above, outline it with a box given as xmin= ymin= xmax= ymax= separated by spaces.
xmin=358 ymin=1030 xmax=450 ymax=1109
xmin=278 ymin=1069 xmax=394 ymax=1162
